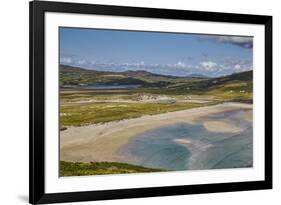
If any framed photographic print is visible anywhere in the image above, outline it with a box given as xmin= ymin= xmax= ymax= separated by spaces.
xmin=29 ymin=0 xmax=272 ymax=204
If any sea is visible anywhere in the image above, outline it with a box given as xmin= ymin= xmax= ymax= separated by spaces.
xmin=119 ymin=109 xmax=253 ymax=171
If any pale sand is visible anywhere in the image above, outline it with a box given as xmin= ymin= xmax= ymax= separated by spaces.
xmin=243 ymin=109 xmax=253 ymax=122
xmin=173 ymin=139 xmax=192 ymax=144
xmin=203 ymin=121 xmax=241 ymax=133
xmin=60 ymin=102 xmax=252 ymax=163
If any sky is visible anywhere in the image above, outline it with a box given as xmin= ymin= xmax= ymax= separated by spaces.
xmin=60 ymin=27 xmax=253 ymax=77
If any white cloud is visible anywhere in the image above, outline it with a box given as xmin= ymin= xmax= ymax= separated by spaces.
xmin=60 ymin=55 xmax=97 ymax=68
xmin=77 ymin=59 xmax=87 ymax=65
xmin=60 ymin=57 xmax=72 ymax=64
xmin=121 ymin=62 xmax=145 ymax=67
xmin=233 ymin=63 xmax=252 ymax=72
xmin=200 ymin=61 xmax=218 ymax=71
xmin=216 ymin=36 xmax=251 ymax=44
xmin=234 ymin=64 xmax=241 ymax=70
xmin=206 ymin=36 xmax=253 ymax=48
xmin=174 ymin=61 xmax=186 ymax=68
xmin=135 ymin=61 xmax=145 ymax=67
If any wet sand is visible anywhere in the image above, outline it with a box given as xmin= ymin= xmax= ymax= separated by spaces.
xmin=203 ymin=121 xmax=241 ymax=133
xmin=60 ymin=102 xmax=252 ymax=163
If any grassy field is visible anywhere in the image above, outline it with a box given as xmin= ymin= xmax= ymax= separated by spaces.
xmin=60 ymin=161 xmax=165 ymax=176
xmin=60 ymin=101 xmax=213 ymax=127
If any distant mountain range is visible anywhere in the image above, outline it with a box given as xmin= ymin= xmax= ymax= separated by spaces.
xmin=60 ymin=65 xmax=207 ymax=80
xmin=60 ymin=64 xmax=252 ymax=93
xmin=185 ymin=73 xmax=207 ymax=78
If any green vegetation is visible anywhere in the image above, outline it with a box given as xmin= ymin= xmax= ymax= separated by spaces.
xmin=60 ymin=65 xmax=180 ymax=87
xmin=60 ymin=161 xmax=165 ymax=176
xmin=205 ymin=80 xmax=252 ymax=103
xmin=61 ymin=102 xmax=212 ymax=127
xmin=60 ymin=65 xmax=253 ymax=127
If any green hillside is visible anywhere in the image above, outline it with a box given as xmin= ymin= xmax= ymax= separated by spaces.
xmin=59 ymin=64 xmax=203 ymax=88
xmin=60 ymin=161 xmax=166 ymax=176
xmin=60 ymin=64 xmax=252 ymax=93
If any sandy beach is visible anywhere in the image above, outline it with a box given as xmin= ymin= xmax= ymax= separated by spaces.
xmin=60 ymin=102 xmax=252 ymax=163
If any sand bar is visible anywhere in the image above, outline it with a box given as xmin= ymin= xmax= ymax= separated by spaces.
xmin=203 ymin=121 xmax=241 ymax=133
xmin=60 ymin=102 xmax=252 ymax=163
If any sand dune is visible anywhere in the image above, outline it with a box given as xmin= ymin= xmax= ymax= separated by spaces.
xmin=60 ymin=102 xmax=252 ymax=163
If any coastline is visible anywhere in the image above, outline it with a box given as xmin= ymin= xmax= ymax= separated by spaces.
xmin=60 ymin=102 xmax=252 ymax=163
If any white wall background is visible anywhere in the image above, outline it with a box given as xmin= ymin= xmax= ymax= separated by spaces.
xmin=0 ymin=0 xmax=279 ymax=204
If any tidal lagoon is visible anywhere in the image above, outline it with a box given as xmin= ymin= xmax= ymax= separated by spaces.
xmin=119 ymin=109 xmax=253 ymax=171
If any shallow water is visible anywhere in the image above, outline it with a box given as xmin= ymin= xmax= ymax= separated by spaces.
xmin=119 ymin=109 xmax=253 ymax=171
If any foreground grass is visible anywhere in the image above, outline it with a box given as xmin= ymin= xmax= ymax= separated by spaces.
xmin=60 ymin=161 xmax=165 ymax=176
xmin=60 ymin=101 xmax=214 ymax=127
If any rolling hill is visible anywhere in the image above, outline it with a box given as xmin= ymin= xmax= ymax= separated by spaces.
xmin=60 ymin=64 xmax=252 ymax=98
xmin=60 ymin=65 xmax=175 ymax=87
xmin=60 ymin=64 xmax=199 ymax=88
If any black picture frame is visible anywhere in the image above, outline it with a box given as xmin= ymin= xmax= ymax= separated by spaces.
xmin=29 ymin=1 xmax=272 ymax=204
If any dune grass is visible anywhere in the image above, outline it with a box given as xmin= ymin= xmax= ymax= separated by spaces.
xmin=60 ymin=161 xmax=165 ymax=176
xmin=60 ymin=101 xmax=213 ymax=127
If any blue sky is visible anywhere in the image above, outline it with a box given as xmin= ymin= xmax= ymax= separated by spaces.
xmin=60 ymin=27 xmax=253 ymax=77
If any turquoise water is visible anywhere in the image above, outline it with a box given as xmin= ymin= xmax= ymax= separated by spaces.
xmin=119 ymin=110 xmax=253 ymax=171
